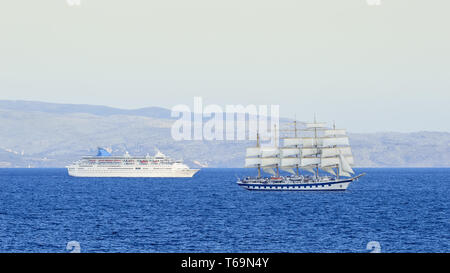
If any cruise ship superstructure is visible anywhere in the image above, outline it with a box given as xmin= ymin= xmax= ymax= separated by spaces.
xmin=67 ymin=148 xmax=199 ymax=178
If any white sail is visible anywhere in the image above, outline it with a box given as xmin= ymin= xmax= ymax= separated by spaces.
xmin=320 ymin=157 xmax=340 ymax=167
xmin=283 ymin=138 xmax=302 ymax=147
xmin=280 ymin=167 xmax=296 ymax=175
xmin=321 ymin=167 xmax=336 ymax=176
xmin=262 ymin=167 xmax=276 ymax=176
xmin=306 ymin=122 xmax=327 ymax=128
xmin=300 ymin=166 xmax=316 ymax=174
xmin=321 ymin=155 xmax=354 ymax=169
xmin=338 ymin=169 xmax=352 ymax=177
xmin=246 ymin=147 xmax=261 ymax=157
xmin=300 ymin=148 xmax=318 ymax=156
xmin=300 ymin=157 xmax=320 ymax=167
xmin=245 ymin=158 xmax=261 ymax=167
xmin=321 ymin=137 xmax=349 ymax=147
xmin=260 ymin=147 xmax=280 ymax=157
xmin=285 ymin=138 xmax=319 ymax=148
xmin=281 ymin=157 xmax=300 ymax=167
xmin=243 ymin=119 xmax=358 ymax=181
xmin=321 ymin=148 xmax=339 ymax=157
xmin=321 ymin=147 xmax=352 ymax=157
xmin=339 ymin=154 xmax=354 ymax=174
xmin=301 ymin=138 xmax=316 ymax=147
xmin=261 ymin=157 xmax=280 ymax=167
xmin=323 ymin=129 xmax=346 ymax=136
xmin=280 ymin=148 xmax=300 ymax=157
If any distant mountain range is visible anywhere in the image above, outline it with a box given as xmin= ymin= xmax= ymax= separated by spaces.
xmin=0 ymin=100 xmax=449 ymax=168
xmin=0 ymin=100 xmax=174 ymax=119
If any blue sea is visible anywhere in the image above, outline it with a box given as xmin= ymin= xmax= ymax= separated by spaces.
xmin=0 ymin=168 xmax=448 ymax=253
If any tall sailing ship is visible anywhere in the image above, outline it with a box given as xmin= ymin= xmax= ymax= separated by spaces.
xmin=237 ymin=120 xmax=365 ymax=191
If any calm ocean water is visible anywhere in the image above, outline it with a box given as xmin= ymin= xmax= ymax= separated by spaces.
xmin=0 ymin=168 xmax=448 ymax=253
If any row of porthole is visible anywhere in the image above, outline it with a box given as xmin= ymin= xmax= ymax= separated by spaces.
xmin=248 ymin=184 xmax=332 ymax=190
xmin=76 ymin=169 xmax=138 ymax=170
xmin=75 ymin=168 xmax=172 ymax=172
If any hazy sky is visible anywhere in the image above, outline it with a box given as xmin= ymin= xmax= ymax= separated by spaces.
xmin=0 ymin=0 xmax=449 ymax=132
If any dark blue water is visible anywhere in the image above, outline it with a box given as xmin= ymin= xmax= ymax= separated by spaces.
xmin=0 ymin=168 xmax=448 ymax=253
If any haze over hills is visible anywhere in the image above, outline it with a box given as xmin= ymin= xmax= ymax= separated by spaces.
xmin=0 ymin=100 xmax=174 ymax=119
xmin=0 ymin=100 xmax=448 ymax=168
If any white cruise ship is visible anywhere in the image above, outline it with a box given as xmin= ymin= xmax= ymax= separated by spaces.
xmin=67 ymin=148 xmax=199 ymax=178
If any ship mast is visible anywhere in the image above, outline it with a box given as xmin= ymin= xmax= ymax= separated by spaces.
xmin=274 ymin=124 xmax=280 ymax=177
xmin=293 ymin=120 xmax=300 ymax=176
xmin=256 ymin=132 xmax=261 ymax=178
xmin=278 ymin=118 xmax=302 ymax=177
xmin=333 ymin=121 xmax=339 ymax=180
xmin=314 ymin=114 xmax=319 ymax=179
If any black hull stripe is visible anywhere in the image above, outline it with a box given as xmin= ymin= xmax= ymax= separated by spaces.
xmin=244 ymin=188 xmax=347 ymax=192
xmin=237 ymin=179 xmax=353 ymax=187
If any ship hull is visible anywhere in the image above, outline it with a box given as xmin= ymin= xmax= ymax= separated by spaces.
xmin=237 ymin=178 xmax=356 ymax=191
xmin=67 ymin=167 xmax=199 ymax=178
